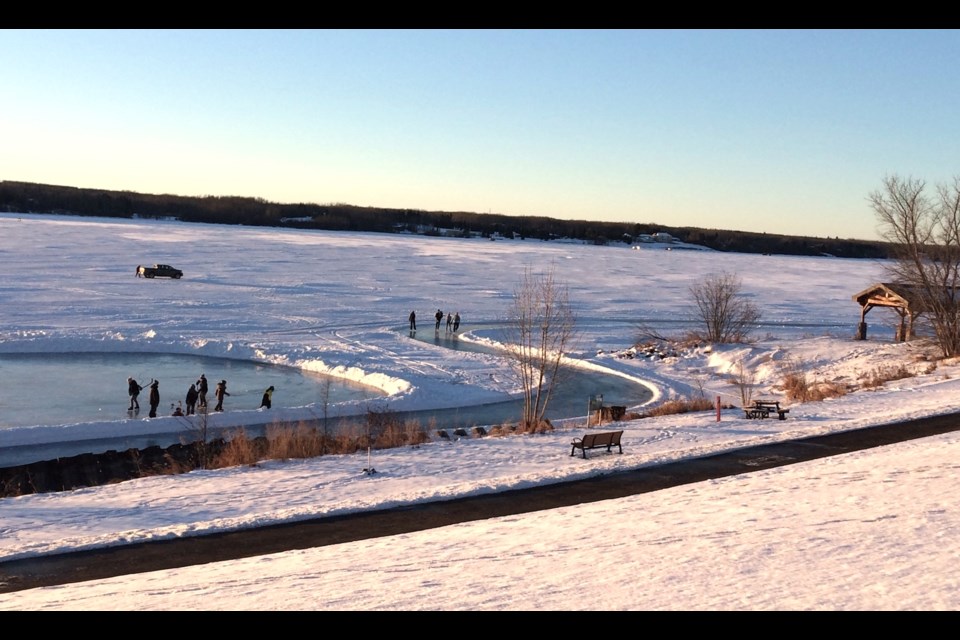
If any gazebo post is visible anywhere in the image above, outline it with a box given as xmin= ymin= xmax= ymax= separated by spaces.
xmin=856 ymin=302 xmax=870 ymax=340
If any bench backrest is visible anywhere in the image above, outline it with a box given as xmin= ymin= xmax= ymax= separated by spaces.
xmin=582 ymin=433 xmax=604 ymax=447
xmin=582 ymin=431 xmax=623 ymax=447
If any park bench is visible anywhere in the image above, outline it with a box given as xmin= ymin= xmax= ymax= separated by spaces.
xmin=570 ymin=430 xmax=624 ymax=459
xmin=744 ymin=400 xmax=790 ymax=420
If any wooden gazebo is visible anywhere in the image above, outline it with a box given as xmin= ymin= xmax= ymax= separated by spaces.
xmin=852 ymin=282 xmax=929 ymax=341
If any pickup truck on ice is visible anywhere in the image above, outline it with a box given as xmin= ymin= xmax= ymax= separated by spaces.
xmin=138 ymin=264 xmax=183 ymax=279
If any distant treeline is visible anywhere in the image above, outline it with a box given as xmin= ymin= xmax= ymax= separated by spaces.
xmin=0 ymin=181 xmax=892 ymax=259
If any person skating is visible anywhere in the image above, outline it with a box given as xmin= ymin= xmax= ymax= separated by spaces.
xmin=435 ymin=308 xmax=443 ymax=331
xmin=409 ymin=310 xmax=416 ymax=331
xmin=214 ymin=379 xmax=230 ymax=412
xmin=196 ymin=374 xmax=209 ymax=409
xmin=453 ymin=312 xmax=460 ymax=332
xmin=148 ymin=380 xmax=160 ymax=418
xmin=446 ymin=312 xmax=453 ymax=332
xmin=127 ymin=377 xmax=144 ymax=411
xmin=260 ymin=385 xmax=274 ymax=409
xmin=185 ymin=383 xmax=199 ymax=416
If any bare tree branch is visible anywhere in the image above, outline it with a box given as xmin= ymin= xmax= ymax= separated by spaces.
xmin=870 ymin=174 xmax=960 ymax=357
xmin=503 ymin=265 xmax=578 ymax=432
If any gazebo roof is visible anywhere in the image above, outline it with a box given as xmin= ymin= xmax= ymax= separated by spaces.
xmin=853 ymin=282 xmax=960 ymax=314
xmin=852 ymin=282 xmax=926 ymax=310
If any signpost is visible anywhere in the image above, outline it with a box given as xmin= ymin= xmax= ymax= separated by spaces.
xmin=588 ymin=394 xmax=604 ymax=427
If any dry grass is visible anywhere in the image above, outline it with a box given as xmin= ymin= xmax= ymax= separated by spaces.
xmin=779 ymin=344 xmax=944 ymax=402
xmin=265 ymin=422 xmax=323 ymax=459
xmin=204 ymin=410 xmax=434 ymax=471
xmin=213 ymin=430 xmax=268 ymax=468
xmin=637 ymin=396 xmax=715 ymax=418
xmin=781 ymin=370 xmax=849 ymax=402
xmin=857 ymin=364 xmax=917 ymax=390
xmin=773 ymin=355 xmax=849 ymax=403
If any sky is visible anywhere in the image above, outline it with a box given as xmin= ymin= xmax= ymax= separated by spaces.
xmin=2 ymin=213 xmax=960 ymax=610
xmin=3 ymin=29 xmax=959 ymax=241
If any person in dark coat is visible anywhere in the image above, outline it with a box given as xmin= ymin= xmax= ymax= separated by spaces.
xmin=148 ymin=380 xmax=160 ymax=418
xmin=453 ymin=312 xmax=460 ymax=332
xmin=214 ymin=379 xmax=230 ymax=412
xmin=260 ymin=385 xmax=274 ymax=409
xmin=127 ymin=377 xmax=144 ymax=411
xmin=446 ymin=312 xmax=453 ymax=332
xmin=409 ymin=310 xmax=416 ymax=331
xmin=435 ymin=308 xmax=443 ymax=330
xmin=185 ymin=383 xmax=199 ymax=416
xmin=196 ymin=374 xmax=209 ymax=409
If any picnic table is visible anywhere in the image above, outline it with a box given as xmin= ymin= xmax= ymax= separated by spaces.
xmin=744 ymin=400 xmax=790 ymax=420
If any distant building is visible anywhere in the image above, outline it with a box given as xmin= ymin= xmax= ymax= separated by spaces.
xmin=631 ymin=232 xmax=676 ymax=246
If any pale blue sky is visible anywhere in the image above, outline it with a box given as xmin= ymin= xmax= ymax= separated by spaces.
xmin=2 ymin=29 xmax=957 ymax=241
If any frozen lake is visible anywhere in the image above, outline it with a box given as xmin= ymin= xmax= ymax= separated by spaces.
xmin=0 ymin=334 xmax=654 ymax=467
xmin=0 ymin=352 xmax=384 ymax=429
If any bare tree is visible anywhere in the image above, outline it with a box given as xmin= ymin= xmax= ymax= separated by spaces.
xmin=319 ymin=376 xmax=332 ymax=456
xmin=179 ymin=402 xmax=212 ymax=469
xmin=503 ymin=266 xmax=578 ymax=432
xmin=869 ymin=174 xmax=960 ymax=357
xmin=730 ymin=358 xmax=757 ymax=407
xmin=690 ymin=271 xmax=761 ymax=343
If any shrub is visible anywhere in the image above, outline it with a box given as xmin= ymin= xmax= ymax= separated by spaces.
xmin=729 ymin=358 xmax=757 ymax=407
xmin=689 ymin=271 xmax=761 ymax=343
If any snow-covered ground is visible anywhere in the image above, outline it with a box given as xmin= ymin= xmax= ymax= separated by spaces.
xmin=2 ymin=213 xmax=958 ymax=611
